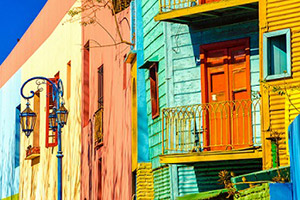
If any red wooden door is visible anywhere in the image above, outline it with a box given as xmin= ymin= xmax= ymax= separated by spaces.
xmin=201 ymin=38 xmax=251 ymax=151
xmin=204 ymin=49 xmax=231 ymax=150
xmin=229 ymin=46 xmax=252 ymax=149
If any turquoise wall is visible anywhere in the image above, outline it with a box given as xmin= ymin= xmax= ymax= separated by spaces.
xmin=142 ymin=0 xmax=261 ymax=198
xmin=142 ymin=18 xmax=261 ymax=169
xmin=135 ymin=0 xmax=150 ymax=163
xmin=0 ymin=69 xmax=21 ymax=199
xmin=142 ymin=0 xmax=167 ymax=170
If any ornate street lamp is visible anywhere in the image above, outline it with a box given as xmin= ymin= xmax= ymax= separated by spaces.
xmin=49 ymin=108 xmax=57 ymax=131
xmin=20 ymin=76 xmax=68 ymax=200
xmin=57 ymin=103 xmax=68 ymax=126
xmin=20 ymin=101 xmax=37 ymax=137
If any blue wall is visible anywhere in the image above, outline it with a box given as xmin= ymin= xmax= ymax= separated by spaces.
xmin=0 ymin=69 xmax=21 ymax=199
xmin=135 ymin=0 xmax=150 ymax=163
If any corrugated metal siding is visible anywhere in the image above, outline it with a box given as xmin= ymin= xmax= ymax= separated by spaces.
xmin=234 ymin=183 xmax=270 ymax=200
xmin=262 ymin=0 xmax=300 ymax=167
xmin=153 ymin=166 xmax=171 ymax=199
xmin=136 ymin=163 xmax=154 ymax=200
xmin=177 ymin=159 xmax=262 ymax=197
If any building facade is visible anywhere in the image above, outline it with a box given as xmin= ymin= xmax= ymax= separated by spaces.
xmin=1 ymin=0 xmax=300 ymax=199
xmin=142 ymin=0 xmax=264 ymax=199
xmin=79 ymin=0 xmax=133 ymax=199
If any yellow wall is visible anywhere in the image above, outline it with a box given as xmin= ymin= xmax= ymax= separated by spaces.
xmin=260 ymin=0 xmax=300 ymax=169
xmin=136 ymin=163 xmax=154 ymax=200
xmin=131 ymin=58 xmax=138 ymax=172
xmin=19 ymin=2 xmax=82 ymax=199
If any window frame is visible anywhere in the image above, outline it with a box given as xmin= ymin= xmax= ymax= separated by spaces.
xmin=45 ymin=74 xmax=59 ymax=148
xmin=263 ymin=28 xmax=291 ymax=81
xmin=149 ymin=63 xmax=159 ymax=119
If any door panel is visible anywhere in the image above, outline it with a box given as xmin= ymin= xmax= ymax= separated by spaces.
xmin=204 ymin=49 xmax=230 ymax=151
xmin=229 ymin=46 xmax=252 ymax=149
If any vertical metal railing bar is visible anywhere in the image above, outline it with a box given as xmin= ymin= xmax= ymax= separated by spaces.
xmin=162 ymin=109 xmax=165 ymax=154
xmin=170 ymin=113 xmax=174 ymax=151
xmin=248 ymin=101 xmax=251 ymax=145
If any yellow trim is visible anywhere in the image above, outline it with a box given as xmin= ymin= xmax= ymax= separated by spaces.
xmin=160 ymin=149 xmax=262 ymax=164
xmin=131 ymin=59 xmax=138 ymax=172
xmin=154 ymin=0 xmax=258 ymax=21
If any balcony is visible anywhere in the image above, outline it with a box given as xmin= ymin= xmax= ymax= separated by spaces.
xmin=94 ymin=107 xmax=104 ymax=149
xmin=155 ymin=0 xmax=258 ymax=27
xmin=161 ymin=99 xmax=262 ymax=164
xmin=25 ymin=146 xmax=40 ymax=160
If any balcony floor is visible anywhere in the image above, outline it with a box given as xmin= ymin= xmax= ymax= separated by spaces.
xmin=155 ymin=0 xmax=258 ymax=28
xmin=160 ymin=146 xmax=262 ymax=164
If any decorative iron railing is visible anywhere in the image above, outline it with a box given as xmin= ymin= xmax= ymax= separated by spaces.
xmin=159 ymin=0 xmax=198 ymax=12
xmin=162 ymin=99 xmax=261 ymax=154
xmin=94 ymin=107 xmax=104 ymax=147
xmin=112 ymin=0 xmax=131 ymax=14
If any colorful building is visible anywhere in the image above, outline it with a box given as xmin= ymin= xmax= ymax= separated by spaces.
xmin=142 ymin=0 xmax=264 ymax=199
xmin=79 ymin=0 xmax=133 ymax=199
xmin=1 ymin=0 xmax=300 ymax=199
xmin=259 ymin=0 xmax=300 ymax=169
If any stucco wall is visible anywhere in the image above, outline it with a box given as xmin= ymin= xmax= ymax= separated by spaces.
xmin=80 ymin=2 xmax=132 ymax=199
xmin=19 ymin=2 xmax=82 ymax=199
xmin=0 ymin=70 xmax=21 ymax=199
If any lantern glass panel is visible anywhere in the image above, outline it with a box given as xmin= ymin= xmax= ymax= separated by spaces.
xmin=57 ymin=105 xmax=68 ymax=125
xmin=20 ymin=106 xmax=37 ymax=136
xmin=49 ymin=110 xmax=57 ymax=129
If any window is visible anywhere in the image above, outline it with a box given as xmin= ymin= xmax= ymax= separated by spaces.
xmin=98 ymin=65 xmax=104 ymax=108
xmin=112 ymin=0 xmax=131 ymax=14
xmin=263 ymin=28 xmax=291 ymax=80
xmin=46 ymin=73 xmax=59 ymax=148
xmin=97 ymin=158 xmax=102 ymax=200
xmin=33 ymin=91 xmax=40 ymax=147
xmin=67 ymin=61 xmax=71 ymax=99
xmin=94 ymin=66 xmax=104 ymax=147
xmin=15 ymin=105 xmax=21 ymax=168
xmin=149 ymin=63 xmax=159 ymax=119
xmin=123 ymin=54 xmax=127 ymax=90
xmin=83 ymin=42 xmax=90 ymax=126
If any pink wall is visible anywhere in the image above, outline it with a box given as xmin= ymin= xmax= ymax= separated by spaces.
xmin=0 ymin=0 xmax=76 ymax=88
xmin=80 ymin=4 xmax=132 ymax=200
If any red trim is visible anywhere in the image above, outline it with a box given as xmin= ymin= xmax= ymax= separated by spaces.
xmin=45 ymin=73 xmax=59 ymax=148
xmin=150 ymin=63 xmax=159 ymax=119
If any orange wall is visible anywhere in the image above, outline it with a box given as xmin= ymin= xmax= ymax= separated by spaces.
xmin=80 ymin=3 xmax=132 ymax=200
xmin=0 ymin=0 xmax=76 ymax=88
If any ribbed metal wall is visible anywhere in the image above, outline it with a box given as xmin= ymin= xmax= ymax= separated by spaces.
xmin=136 ymin=163 xmax=154 ymax=200
xmin=153 ymin=166 xmax=171 ymax=199
xmin=177 ymin=159 xmax=262 ymax=197
xmin=262 ymin=0 xmax=300 ymax=167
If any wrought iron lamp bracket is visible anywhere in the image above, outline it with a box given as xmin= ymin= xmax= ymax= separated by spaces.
xmin=20 ymin=76 xmax=64 ymax=102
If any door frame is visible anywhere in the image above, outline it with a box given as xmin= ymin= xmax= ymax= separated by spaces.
xmin=200 ymin=38 xmax=250 ymax=105
xmin=200 ymin=38 xmax=250 ymax=149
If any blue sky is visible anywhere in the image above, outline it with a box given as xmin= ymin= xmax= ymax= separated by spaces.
xmin=0 ymin=0 xmax=47 ymax=65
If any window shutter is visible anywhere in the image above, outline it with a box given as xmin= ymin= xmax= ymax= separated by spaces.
xmin=45 ymin=74 xmax=59 ymax=148
xmin=150 ymin=63 xmax=159 ymax=119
